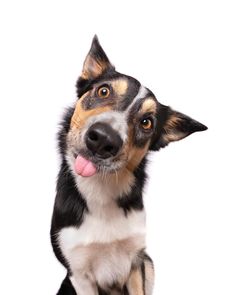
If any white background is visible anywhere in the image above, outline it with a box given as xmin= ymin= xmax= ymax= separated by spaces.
xmin=0 ymin=1 xmax=235 ymax=294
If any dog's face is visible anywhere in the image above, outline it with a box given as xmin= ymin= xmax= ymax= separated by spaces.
xmin=66 ymin=36 xmax=207 ymax=177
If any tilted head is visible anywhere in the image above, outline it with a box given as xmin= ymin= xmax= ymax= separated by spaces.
xmin=62 ymin=36 xmax=207 ymax=178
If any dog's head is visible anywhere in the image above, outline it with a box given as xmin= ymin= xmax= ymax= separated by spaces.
xmin=65 ymin=36 xmax=207 ymax=177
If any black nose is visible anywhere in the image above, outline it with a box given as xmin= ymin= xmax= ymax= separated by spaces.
xmin=85 ymin=122 xmax=123 ymax=159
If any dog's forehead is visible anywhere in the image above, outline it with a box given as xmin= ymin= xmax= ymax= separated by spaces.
xmin=83 ymin=73 xmax=157 ymax=112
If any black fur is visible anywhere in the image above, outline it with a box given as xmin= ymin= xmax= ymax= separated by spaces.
xmin=149 ymin=103 xmax=171 ymax=150
xmin=141 ymin=261 xmax=146 ymax=294
xmin=57 ymin=107 xmax=75 ymax=157
xmin=57 ymin=275 xmax=76 ymax=295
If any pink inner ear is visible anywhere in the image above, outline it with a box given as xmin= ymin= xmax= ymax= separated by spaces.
xmin=81 ymin=35 xmax=114 ymax=80
xmin=82 ymin=56 xmax=104 ymax=79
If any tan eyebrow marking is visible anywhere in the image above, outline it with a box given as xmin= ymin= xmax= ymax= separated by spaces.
xmin=111 ymin=79 xmax=128 ymax=96
xmin=140 ymin=98 xmax=157 ymax=113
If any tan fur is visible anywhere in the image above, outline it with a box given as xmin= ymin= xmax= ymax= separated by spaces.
xmin=126 ymin=143 xmax=150 ymax=172
xmin=141 ymin=98 xmax=157 ymax=113
xmin=162 ymin=132 xmax=185 ymax=142
xmin=71 ymin=100 xmax=111 ymax=129
xmin=163 ymin=115 xmax=184 ymax=142
xmin=144 ymin=259 xmax=154 ymax=295
xmin=166 ymin=115 xmax=182 ymax=129
xmin=81 ymin=55 xmax=110 ymax=80
xmin=127 ymin=268 xmax=144 ymax=295
xmin=73 ymin=235 xmax=145 ymax=259
xmin=111 ymin=79 xmax=128 ymax=96
xmin=107 ymin=168 xmax=135 ymax=194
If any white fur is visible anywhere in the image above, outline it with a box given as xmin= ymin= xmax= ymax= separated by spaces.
xmin=70 ymin=275 xmax=98 ymax=295
xmin=59 ymin=198 xmax=146 ymax=291
xmin=59 ymin=172 xmax=145 ymax=246
xmin=126 ymin=85 xmax=148 ymax=113
xmin=61 ymin=231 xmax=145 ymax=290
xmin=59 ymin=210 xmax=145 ymax=247
xmin=75 ymin=171 xmax=135 ymax=205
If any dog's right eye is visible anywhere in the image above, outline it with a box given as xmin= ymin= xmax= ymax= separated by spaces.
xmin=97 ymin=85 xmax=110 ymax=99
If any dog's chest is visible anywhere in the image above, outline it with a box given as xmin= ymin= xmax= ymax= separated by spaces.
xmin=58 ymin=208 xmax=146 ymax=287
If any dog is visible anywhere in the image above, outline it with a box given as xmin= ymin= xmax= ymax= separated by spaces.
xmin=50 ymin=36 xmax=207 ymax=295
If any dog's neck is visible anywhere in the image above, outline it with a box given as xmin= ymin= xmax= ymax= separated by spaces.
xmin=72 ymin=158 xmax=147 ymax=215
xmin=75 ymin=168 xmax=134 ymax=207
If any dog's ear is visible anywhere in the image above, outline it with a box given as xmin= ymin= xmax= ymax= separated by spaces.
xmin=80 ymin=35 xmax=114 ymax=80
xmin=150 ymin=104 xmax=207 ymax=150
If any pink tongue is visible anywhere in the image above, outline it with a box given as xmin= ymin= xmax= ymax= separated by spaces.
xmin=74 ymin=155 xmax=97 ymax=177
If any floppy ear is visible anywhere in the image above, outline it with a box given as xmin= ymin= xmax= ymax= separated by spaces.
xmin=80 ymin=35 xmax=114 ymax=80
xmin=150 ymin=104 xmax=207 ymax=151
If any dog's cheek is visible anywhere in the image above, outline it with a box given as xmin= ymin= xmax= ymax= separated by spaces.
xmin=67 ymin=128 xmax=81 ymax=150
xmin=120 ymin=125 xmax=149 ymax=171
xmin=126 ymin=143 xmax=150 ymax=172
xmin=70 ymin=98 xmax=90 ymax=130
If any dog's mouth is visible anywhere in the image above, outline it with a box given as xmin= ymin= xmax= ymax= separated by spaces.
xmin=74 ymin=155 xmax=97 ymax=177
xmin=73 ymin=151 xmax=126 ymax=177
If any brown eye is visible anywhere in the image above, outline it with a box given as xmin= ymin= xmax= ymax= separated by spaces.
xmin=140 ymin=118 xmax=153 ymax=130
xmin=97 ymin=86 xmax=110 ymax=98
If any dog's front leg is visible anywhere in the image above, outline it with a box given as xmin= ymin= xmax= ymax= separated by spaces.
xmin=70 ymin=273 xmax=99 ymax=295
xmin=126 ymin=255 xmax=154 ymax=295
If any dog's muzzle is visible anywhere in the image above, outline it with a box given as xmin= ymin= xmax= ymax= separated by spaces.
xmin=85 ymin=122 xmax=123 ymax=159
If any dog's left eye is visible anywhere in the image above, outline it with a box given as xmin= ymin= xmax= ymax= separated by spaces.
xmin=97 ymin=85 xmax=110 ymax=99
xmin=140 ymin=117 xmax=153 ymax=130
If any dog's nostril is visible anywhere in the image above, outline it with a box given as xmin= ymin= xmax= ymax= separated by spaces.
xmin=88 ymin=130 xmax=98 ymax=141
xmin=104 ymin=145 xmax=113 ymax=152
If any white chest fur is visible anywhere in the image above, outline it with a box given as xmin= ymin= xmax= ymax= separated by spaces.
xmin=58 ymin=208 xmax=146 ymax=288
xmin=58 ymin=169 xmax=146 ymax=289
xmin=59 ymin=208 xmax=146 ymax=246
